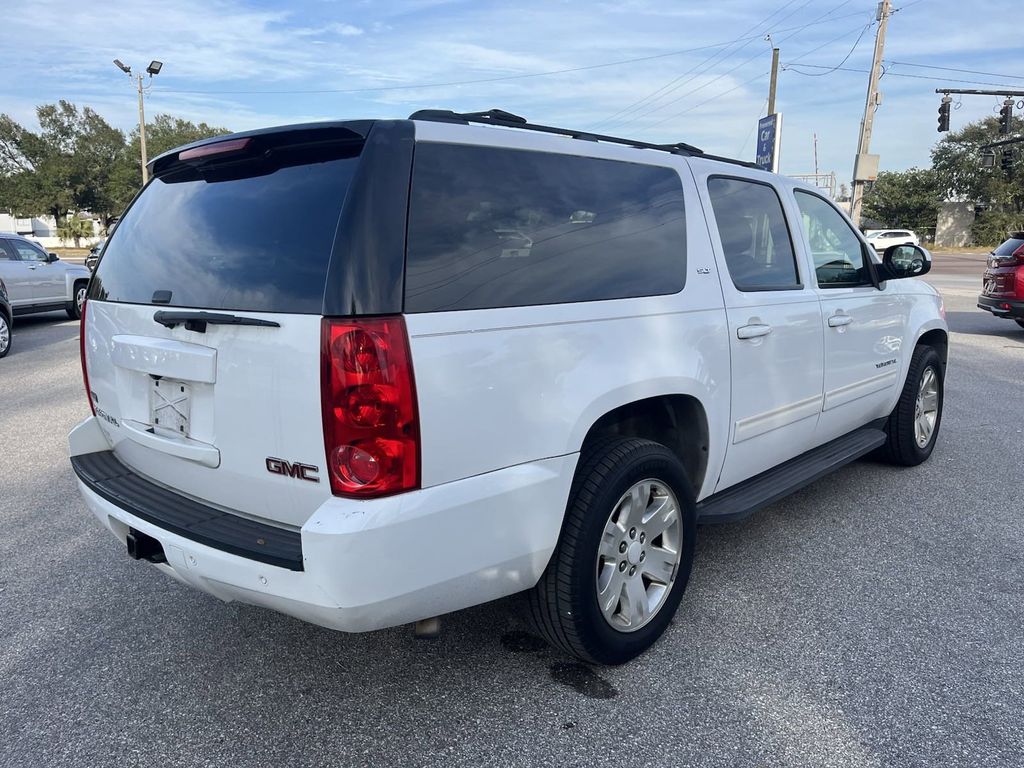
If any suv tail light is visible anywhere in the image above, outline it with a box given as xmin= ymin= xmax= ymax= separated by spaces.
xmin=321 ymin=316 xmax=419 ymax=497
xmin=80 ymin=299 xmax=95 ymax=415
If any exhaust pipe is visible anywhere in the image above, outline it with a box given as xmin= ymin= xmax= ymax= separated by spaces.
xmin=126 ymin=529 xmax=167 ymax=564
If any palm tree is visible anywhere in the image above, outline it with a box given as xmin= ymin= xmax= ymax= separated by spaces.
xmin=57 ymin=215 xmax=94 ymax=248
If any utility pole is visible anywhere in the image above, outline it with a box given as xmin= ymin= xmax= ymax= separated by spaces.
xmin=767 ymin=47 xmax=780 ymax=116
xmin=114 ymin=58 xmax=163 ymax=187
xmin=137 ymin=75 xmax=149 ymax=185
xmin=850 ymin=0 xmax=891 ymax=227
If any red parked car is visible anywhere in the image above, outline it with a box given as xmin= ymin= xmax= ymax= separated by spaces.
xmin=978 ymin=232 xmax=1024 ymax=329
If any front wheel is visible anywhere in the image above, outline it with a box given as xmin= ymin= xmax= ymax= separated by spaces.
xmin=527 ymin=438 xmax=696 ymax=665
xmin=0 ymin=313 xmax=11 ymax=358
xmin=878 ymin=345 xmax=944 ymax=466
xmin=66 ymin=282 xmax=87 ymax=320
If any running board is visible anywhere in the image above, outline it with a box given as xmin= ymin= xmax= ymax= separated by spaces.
xmin=697 ymin=428 xmax=887 ymax=524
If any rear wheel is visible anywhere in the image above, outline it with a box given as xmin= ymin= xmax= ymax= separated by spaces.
xmin=878 ymin=344 xmax=944 ymax=466
xmin=0 ymin=313 xmax=11 ymax=358
xmin=527 ymin=438 xmax=696 ymax=665
xmin=66 ymin=282 xmax=87 ymax=320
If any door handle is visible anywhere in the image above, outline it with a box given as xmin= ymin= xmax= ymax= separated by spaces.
xmin=27 ymin=265 xmax=37 ymax=270
xmin=737 ymin=323 xmax=773 ymax=340
xmin=828 ymin=314 xmax=853 ymax=328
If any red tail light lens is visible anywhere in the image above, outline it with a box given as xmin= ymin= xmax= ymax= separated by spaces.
xmin=80 ymin=299 xmax=95 ymax=415
xmin=321 ymin=317 xmax=419 ymax=497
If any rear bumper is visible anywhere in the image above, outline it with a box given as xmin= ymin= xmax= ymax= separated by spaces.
xmin=977 ymin=295 xmax=1024 ymax=318
xmin=70 ymin=416 xmax=576 ymax=632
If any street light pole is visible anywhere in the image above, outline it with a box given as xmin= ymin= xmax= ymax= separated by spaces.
xmin=137 ymin=74 xmax=149 ymax=185
xmin=113 ymin=58 xmax=163 ymax=187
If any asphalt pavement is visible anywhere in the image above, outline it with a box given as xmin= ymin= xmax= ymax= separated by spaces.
xmin=1 ymin=253 xmax=1021 ymax=768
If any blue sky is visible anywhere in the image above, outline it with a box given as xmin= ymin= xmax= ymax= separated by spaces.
xmin=2 ymin=0 xmax=1022 ymax=181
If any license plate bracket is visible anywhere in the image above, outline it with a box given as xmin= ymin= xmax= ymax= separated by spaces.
xmin=150 ymin=378 xmax=191 ymax=437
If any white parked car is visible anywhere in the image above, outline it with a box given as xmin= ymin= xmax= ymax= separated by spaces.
xmin=69 ymin=110 xmax=948 ymax=664
xmin=865 ymin=229 xmax=920 ymax=251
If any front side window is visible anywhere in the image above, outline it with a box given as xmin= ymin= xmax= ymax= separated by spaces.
xmin=12 ymin=241 xmax=46 ymax=262
xmin=706 ymin=176 xmax=800 ymax=291
xmin=794 ymin=191 xmax=872 ymax=287
xmin=404 ymin=143 xmax=687 ymax=312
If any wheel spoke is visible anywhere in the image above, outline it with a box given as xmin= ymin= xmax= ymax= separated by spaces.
xmin=623 ymin=576 xmax=648 ymax=627
xmin=598 ymin=568 xmax=626 ymax=619
xmin=598 ymin=527 xmax=622 ymax=561
xmin=627 ymin=482 xmax=651 ymax=526
xmin=641 ymin=547 xmax=677 ymax=585
xmin=643 ymin=496 xmax=677 ymax=540
xmin=921 ymin=391 xmax=938 ymax=412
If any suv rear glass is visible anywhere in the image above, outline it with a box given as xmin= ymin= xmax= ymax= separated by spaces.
xmin=404 ymin=143 xmax=686 ymax=312
xmin=993 ymin=236 xmax=1024 ymax=257
xmin=90 ymin=134 xmax=363 ymax=314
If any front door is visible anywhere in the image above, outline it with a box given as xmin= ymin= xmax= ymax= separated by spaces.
xmin=8 ymin=239 xmax=64 ymax=302
xmin=697 ymin=172 xmax=824 ymax=491
xmin=791 ymin=190 xmax=908 ymax=443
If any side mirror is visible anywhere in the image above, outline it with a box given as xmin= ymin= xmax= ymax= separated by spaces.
xmin=47 ymin=252 xmax=59 ymax=263
xmin=878 ymin=244 xmax=931 ymax=281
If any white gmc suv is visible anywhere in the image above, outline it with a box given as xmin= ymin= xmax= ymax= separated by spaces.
xmin=70 ymin=110 xmax=947 ymax=664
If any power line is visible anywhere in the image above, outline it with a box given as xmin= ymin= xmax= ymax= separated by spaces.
xmin=618 ymin=5 xmax=873 ymax=132
xmin=783 ymin=62 xmax=1024 ymax=90
xmin=151 ymin=8 xmax=880 ymax=98
xmin=887 ymin=61 xmax=1024 ymax=81
xmin=780 ymin=20 xmax=873 ymax=75
xmin=642 ymin=71 xmax=772 ymax=132
xmin=591 ymin=0 xmax=808 ymax=130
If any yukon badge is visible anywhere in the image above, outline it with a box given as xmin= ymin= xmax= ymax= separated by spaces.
xmin=266 ymin=457 xmax=320 ymax=483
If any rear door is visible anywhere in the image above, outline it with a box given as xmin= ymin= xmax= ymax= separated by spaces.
xmin=792 ymin=190 xmax=908 ymax=443
xmin=0 ymin=239 xmax=42 ymax=306
xmin=83 ymin=125 xmax=378 ymax=528
xmin=696 ymin=171 xmax=824 ymax=491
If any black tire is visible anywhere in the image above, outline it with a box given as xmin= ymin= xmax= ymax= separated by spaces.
xmin=66 ymin=281 xmax=87 ymax=320
xmin=1015 ymin=319 xmax=1024 ymax=330
xmin=878 ymin=344 xmax=944 ymax=466
xmin=0 ymin=312 xmax=11 ymax=358
xmin=527 ymin=438 xmax=697 ymax=665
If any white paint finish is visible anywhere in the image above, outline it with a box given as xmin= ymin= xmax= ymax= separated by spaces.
xmin=120 ymin=419 xmax=221 ymax=467
xmin=687 ymin=158 xmax=826 ymax=491
xmin=110 ymin=334 xmax=218 ymax=383
xmin=74 ymin=453 xmax=576 ymax=632
xmin=405 ymin=152 xmax=731 ymax=502
xmin=84 ymin=301 xmax=330 ymax=528
xmin=815 ymin=285 xmax=909 ymax=441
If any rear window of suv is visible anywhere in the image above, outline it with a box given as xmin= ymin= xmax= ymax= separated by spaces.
xmin=993 ymin=236 xmax=1024 ymax=257
xmin=90 ymin=134 xmax=362 ymax=314
xmin=404 ymin=143 xmax=686 ymax=312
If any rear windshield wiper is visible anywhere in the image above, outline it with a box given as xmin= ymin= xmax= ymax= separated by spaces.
xmin=153 ymin=310 xmax=281 ymax=333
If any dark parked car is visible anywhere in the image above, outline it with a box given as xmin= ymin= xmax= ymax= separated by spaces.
xmin=0 ymin=277 xmax=12 ymax=358
xmin=978 ymin=232 xmax=1024 ymax=329
xmin=85 ymin=238 xmax=106 ymax=271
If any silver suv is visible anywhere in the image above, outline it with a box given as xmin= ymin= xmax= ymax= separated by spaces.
xmin=0 ymin=233 xmax=92 ymax=320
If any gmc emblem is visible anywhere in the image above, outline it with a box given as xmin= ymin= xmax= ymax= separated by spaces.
xmin=266 ymin=457 xmax=320 ymax=483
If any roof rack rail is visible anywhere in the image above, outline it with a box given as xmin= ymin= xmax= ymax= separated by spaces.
xmin=407 ymin=108 xmax=759 ymax=169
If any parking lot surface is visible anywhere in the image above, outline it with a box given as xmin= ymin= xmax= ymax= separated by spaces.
xmin=1 ymin=253 xmax=1021 ymax=767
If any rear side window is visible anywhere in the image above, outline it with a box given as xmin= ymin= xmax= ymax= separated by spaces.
xmin=994 ymin=237 xmax=1024 ymax=257
xmin=404 ymin=143 xmax=686 ymax=312
xmin=91 ymin=136 xmax=362 ymax=313
xmin=707 ymin=177 xmax=800 ymax=291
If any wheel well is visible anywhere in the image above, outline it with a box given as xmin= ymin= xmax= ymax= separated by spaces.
xmin=917 ymin=328 xmax=948 ymax=368
xmin=581 ymin=395 xmax=709 ymax=492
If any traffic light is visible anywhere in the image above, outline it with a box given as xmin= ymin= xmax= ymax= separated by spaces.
xmin=1001 ymin=149 xmax=1013 ymax=172
xmin=937 ymin=96 xmax=951 ymax=132
xmin=999 ymin=98 xmax=1013 ymax=134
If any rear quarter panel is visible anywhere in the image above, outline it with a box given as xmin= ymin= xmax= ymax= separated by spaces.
xmin=403 ymin=130 xmax=729 ymax=500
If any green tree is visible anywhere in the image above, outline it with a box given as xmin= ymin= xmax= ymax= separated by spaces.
xmin=861 ymin=168 xmax=940 ymax=234
xmin=931 ymin=114 xmax=1024 ymax=244
xmin=0 ymin=101 xmax=126 ymax=226
xmin=56 ymin=213 xmax=94 ymax=247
